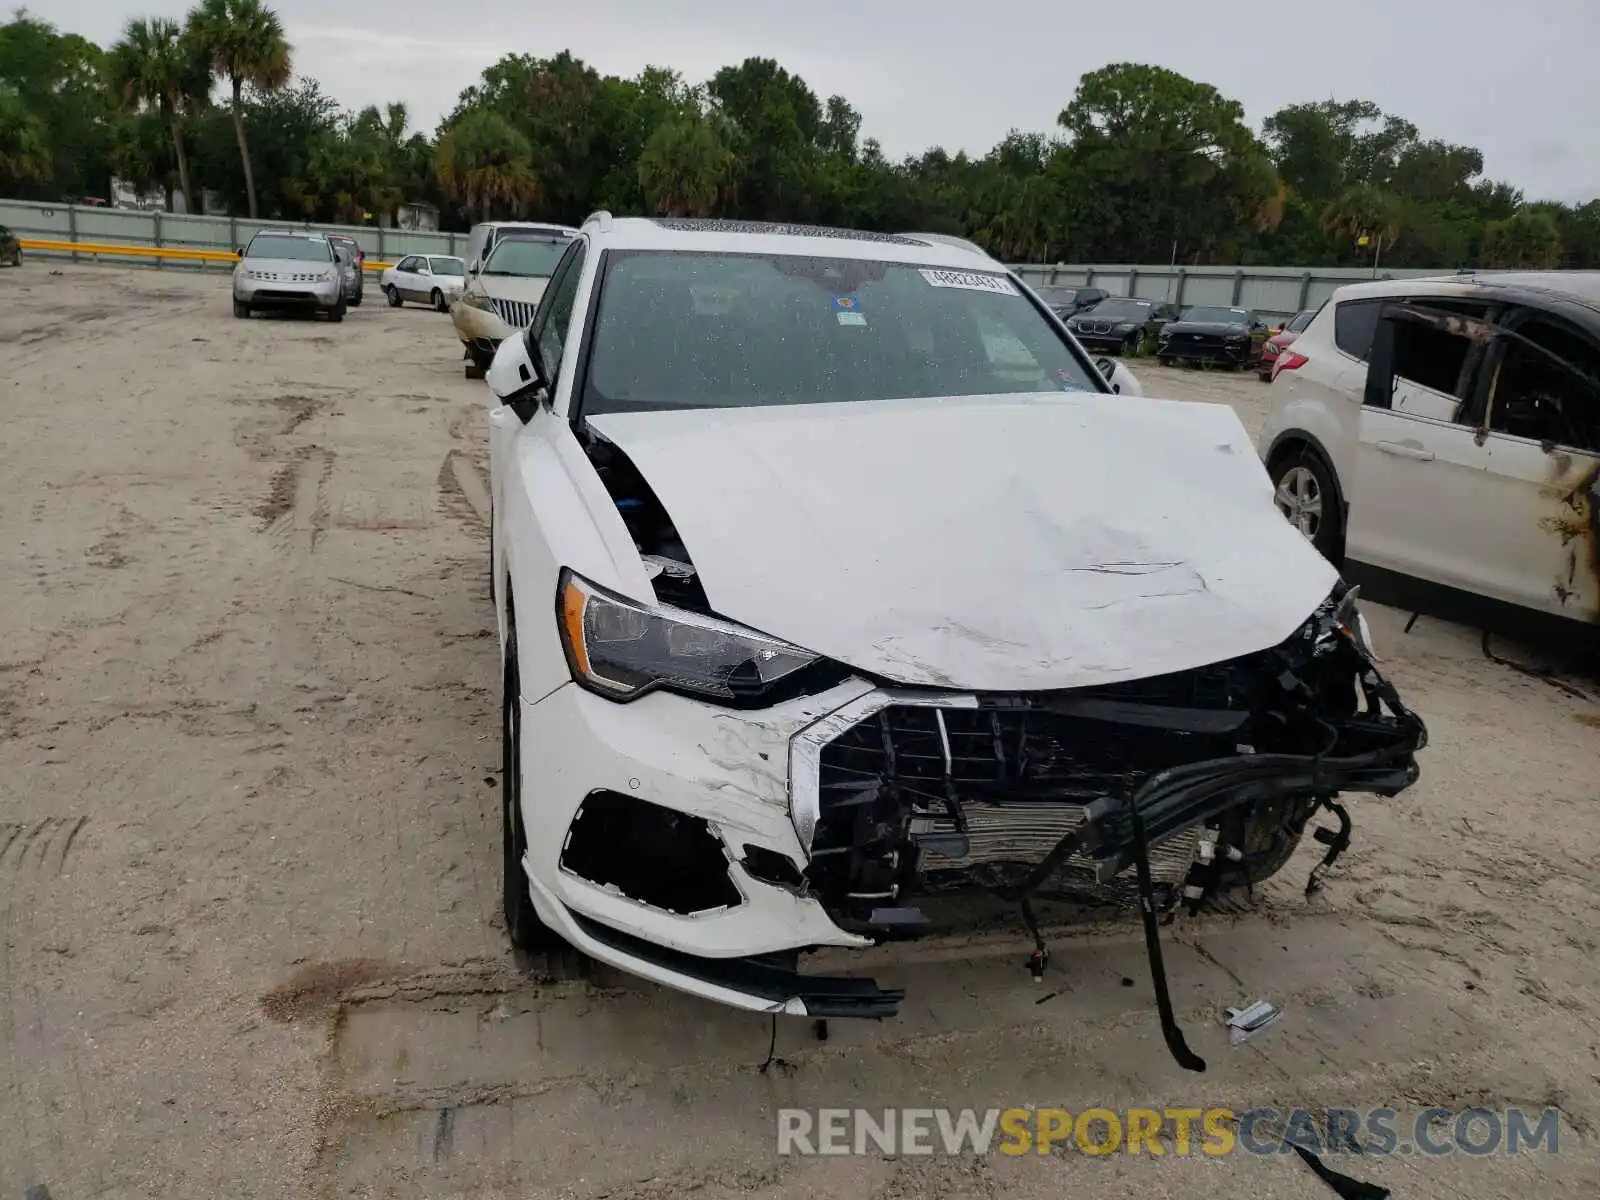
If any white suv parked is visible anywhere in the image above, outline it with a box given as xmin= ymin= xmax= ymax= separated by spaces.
xmin=1257 ymin=272 xmax=1600 ymax=633
xmin=481 ymin=213 xmax=1423 ymax=1028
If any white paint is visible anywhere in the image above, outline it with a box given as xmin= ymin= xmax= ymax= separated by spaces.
xmin=589 ymin=391 xmax=1339 ymax=692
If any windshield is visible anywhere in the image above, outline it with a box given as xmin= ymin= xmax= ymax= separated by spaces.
xmin=582 ymin=251 xmax=1102 ymax=414
xmin=483 ymin=238 xmax=571 ymax=277
xmin=247 ymin=236 xmax=332 ymax=263
xmin=1035 ymin=286 xmax=1080 ymax=305
xmin=1081 ymin=299 xmax=1154 ymax=321
xmin=429 ymin=258 xmax=465 ymax=276
xmin=1181 ymin=306 xmax=1250 ymax=324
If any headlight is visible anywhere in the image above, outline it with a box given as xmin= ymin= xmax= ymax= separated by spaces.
xmin=557 ymin=570 xmax=823 ymax=703
xmin=461 ymin=290 xmax=494 ymax=311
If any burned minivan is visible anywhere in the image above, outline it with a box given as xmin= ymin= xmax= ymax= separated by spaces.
xmin=482 ymin=216 xmax=1427 ymax=1068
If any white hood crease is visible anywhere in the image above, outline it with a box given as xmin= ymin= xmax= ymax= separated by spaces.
xmin=588 ymin=392 xmax=1340 ymax=692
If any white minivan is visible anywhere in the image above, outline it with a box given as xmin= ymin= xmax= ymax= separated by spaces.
xmin=1257 ymin=271 xmax=1600 ymax=635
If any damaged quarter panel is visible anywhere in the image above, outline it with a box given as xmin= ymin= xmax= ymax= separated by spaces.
xmin=587 ymin=393 xmax=1340 ymax=691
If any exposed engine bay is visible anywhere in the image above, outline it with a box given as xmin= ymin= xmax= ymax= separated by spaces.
xmin=578 ymin=424 xmax=1427 ymax=1071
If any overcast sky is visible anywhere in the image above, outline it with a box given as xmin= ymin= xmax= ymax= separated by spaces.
xmin=49 ymin=0 xmax=1600 ymax=203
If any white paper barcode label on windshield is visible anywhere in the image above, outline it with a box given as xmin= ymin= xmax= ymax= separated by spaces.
xmin=918 ymin=268 xmax=1019 ymax=296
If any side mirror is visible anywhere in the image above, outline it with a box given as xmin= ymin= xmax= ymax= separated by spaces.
xmin=1096 ymin=357 xmax=1144 ymax=396
xmin=485 ymin=328 xmax=550 ymax=420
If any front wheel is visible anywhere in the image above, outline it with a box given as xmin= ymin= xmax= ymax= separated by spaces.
xmin=1270 ymin=449 xmax=1343 ymax=563
xmin=385 ymin=285 xmax=402 ymax=308
xmin=326 ymin=302 xmax=346 ymax=323
xmin=349 ymin=292 xmax=363 ymax=308
xmin=232 ymin=298 xmax=250 ymax=319
xmin=431 ymin=288 xmax=447 ymax=312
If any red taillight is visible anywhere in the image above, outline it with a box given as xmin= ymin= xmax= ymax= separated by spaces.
xmin=1272 ymin=351 xmax=1309 ymax=380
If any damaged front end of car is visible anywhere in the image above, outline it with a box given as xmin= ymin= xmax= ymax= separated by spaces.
xmin=564 ymin=418 xmax=1424 ymax=1068
xmin=789 ymin=585 xmax=1424 ymax=1071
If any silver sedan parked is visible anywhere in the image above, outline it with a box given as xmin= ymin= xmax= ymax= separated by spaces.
xmin=232 ymin=230 xmax=345 ymax=321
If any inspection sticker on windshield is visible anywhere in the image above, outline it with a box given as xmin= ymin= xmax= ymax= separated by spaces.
xmin=919 ymin=268 xmax=1018 ymax=296
xmin=832 ymin=293 xmax=866 ymax=325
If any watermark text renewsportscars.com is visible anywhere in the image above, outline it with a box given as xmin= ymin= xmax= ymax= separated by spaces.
xmin=776 ymin=1107 xmax=1562 ymax=1158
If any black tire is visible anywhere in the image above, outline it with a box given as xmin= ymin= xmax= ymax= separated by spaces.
xmin=1157 ymin=356 xmax=1172 ymax=368
xmin=386 ymin=285 xmax=402 ymax=308
xmin=349 ymin=292 xmax=363 ymax=308
xmin=1203 ymin=795 xmax=1319 ymax=911
xmin=431 ymin=288 xmax=446 ymax=312
xmin=1123 ymin=332 xmax=1141 ymax=356
xmin=232 ymin=298 xmax=250 ymax=319
xmin=1268 ymin=446 xmax=1344 ymax=564
xmin=326 ymin=302 xmax=346 ymax=323
xmin=465 ymin=360 xmax=486 ymax=380
xmin=502 ymin=614 xmax=557 ymax=951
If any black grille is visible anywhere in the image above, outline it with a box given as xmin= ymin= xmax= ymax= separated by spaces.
xmin=647 ymin=218 xmax=922 ymax=244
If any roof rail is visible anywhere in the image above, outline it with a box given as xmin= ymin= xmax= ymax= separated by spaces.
xmin=583 ymin=210 xmax=614 ymax=232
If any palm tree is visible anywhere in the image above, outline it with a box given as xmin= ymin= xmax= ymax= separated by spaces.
xmin=1320 ymin=185 xmax=1402 ymax=265
xmin=637 ymin=115 xmax=734 ymax=217
xmin=107 ymin=18 xmax=209 ymax=212
xmin=433 ymin=110 xmax=539 ymax=220
xmin=186 ymin=0 xmax=290 ymax=219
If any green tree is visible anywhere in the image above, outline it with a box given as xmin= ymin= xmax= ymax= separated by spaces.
xmin=0 ymin=14 xmax=118 ymax=200
xmin=1320 ymin=184 xmax=1403 ymax=266
xmin=107 ymin=17 xmax=209 ymax=211
xmin=186 ymin=0 xmax=291 ymax=219
xmin=1058 ymin=63 xmax=1278 ymax=263
xmin=637 ymin=113 xmax=734 ymax=216
xmin=1481 ymin=209 xmax=1564 ymax=268
xmin=433 ymin=108 xmax=538 ymax=221
xmin=0 ymin=84 xmax=50 ymax=187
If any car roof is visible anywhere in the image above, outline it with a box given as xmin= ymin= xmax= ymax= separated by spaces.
xmin=425 ymin=253 xmax=463 ymax=261
xmin=585 ymin=216 xmax=1009 ymax=270
xmin=480 ymin=221 xmax=580 ymax=235
xmin=1331 ymin=270 xmax=1600 ymax=312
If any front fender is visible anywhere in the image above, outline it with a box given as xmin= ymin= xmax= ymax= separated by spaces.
xmin=497 ymin=411 xmax=656 ymax=702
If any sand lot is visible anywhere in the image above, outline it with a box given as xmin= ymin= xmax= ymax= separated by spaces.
xmin=1 ymin=264 xmax=1597 ymax=1199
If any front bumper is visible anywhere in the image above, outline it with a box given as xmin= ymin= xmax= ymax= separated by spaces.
xmin=235 ymin=278 xmax=340 ymax=308
xmin=1068 ymin=326 xmax=1142 ymax=354
xmin=452 ymin=301 xmax=512 ymax=352
xmin=514 ymin=606 xmax=1425 ymax=1021
xmin=1159 ymin=335 xmax=1253 ymax=364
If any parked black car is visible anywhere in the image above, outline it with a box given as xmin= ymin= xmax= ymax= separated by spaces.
xmin=1034 ymin=284 xmax=1109 ymax=317
xmin=1156 ymin=305 xmax=1269 ymax=368
xmin=1065 ymin=296 xmax=1179 ymax=354
xmin=0 ymin=224 xmax=20 ymax=267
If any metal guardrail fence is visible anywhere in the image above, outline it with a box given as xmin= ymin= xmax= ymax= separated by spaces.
xmin=0 ymin=198 xmax=458 ymax=272
xmin=1007 ymin=262 xmax=1451 ymax=324
xmin=2 ymin=198 xmax=1469 ymax=314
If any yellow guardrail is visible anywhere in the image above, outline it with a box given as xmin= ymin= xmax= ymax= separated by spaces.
xmin=18 ymin=238 xmax=395 ymax=272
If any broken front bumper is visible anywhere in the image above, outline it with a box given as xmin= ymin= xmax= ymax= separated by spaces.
xmin=515 ymin=602 xmax=1424 ymax=1032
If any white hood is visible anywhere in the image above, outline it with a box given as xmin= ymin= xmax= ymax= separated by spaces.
xmin=587 ymin=393 xmax=1340 ymax=692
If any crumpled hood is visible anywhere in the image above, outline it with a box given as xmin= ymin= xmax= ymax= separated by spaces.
xmin=474 ymin=275 xmax=550 ymax=304
xmin=587 ymin=393 xmax=1339 ymax=692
